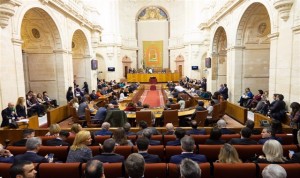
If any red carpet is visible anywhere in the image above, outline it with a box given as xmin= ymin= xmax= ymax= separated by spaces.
xmin=143 ymin=90 xmax=162 ymax=107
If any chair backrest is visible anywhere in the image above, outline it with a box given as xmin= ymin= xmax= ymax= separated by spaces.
xmin=136 ymin=111 xmax=152 ymax=127
xmin=39 ymin=146 xmax=69 ymax=162
xmin=132 ymin=145 xmax=165 ymax=161
xmin=66 ymin=136 xmax=75 ymax=145
xmin=282 ymin=144 xmax=298 ymax=157
xmin=258 ymin=163 xmax=300 ymax=178
xmin=165 ymin=146 xmax=182 ymax=161
xmin=103 ymin=163 xmax=124 ymax=178
xmin=88 ymin=146 xmax=102 ymax=156
xmin=195 ymin=110 xmax=208 ymax=127
xmin=234 ymin=145 xmax=263 ymax=162
xmin=191 ymin=135 xmax=210 ymax=145
xmin=0 ymin=163 xmax=12 ymax=178
xmin=163 ymin=135 xmax=176 ymax=145
xmin=94 ymin=135 xmax=111 ymax=144
xmin=70 ymin=106 xmax=80 ymax=123
xmin=114 ymin=146 xmax=133 ymax=158
xmin=163 ymin=110 xmax=179 ymax=126
xmin=39 ymin=136 xmax=56 ymax=146
xmin=85 ymin=108 xmax=100 ymax=128
xmin=213 ymin=163 xmax=257 ymax=178
xmin=105 ymin=110 xmax=127 ymax=127
xmin=219 ymin=101 xmax=227 ymax=117
xmin=198 ymin=145 xmax=222 ymax=162
xmin=144 ymin=163 xmax=167 ymax=178
xmin=221 ymin=134 xmax=240 ymax=142
xmin=38 ymin=163 xmax=81 ymax=178
xmin=211 ymin=104 xmax=221 ymax=121
xmin=6 ymin=146 xmax=27 ymax=155
xmin=170 ymin=104 xmax=180 ymax=110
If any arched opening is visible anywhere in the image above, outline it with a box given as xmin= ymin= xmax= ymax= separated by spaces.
xmin=236 ymin=3 xmax=271 ymax=93
xmin=136 ymin=6 xmax=169 ymax=72
xmin=21 ymin=8 xmax=62 ymax=101
xmin=212 ymin=27 xmax=227 ymax=90
xmin=71 ymin=30 xmax=90 ymax=89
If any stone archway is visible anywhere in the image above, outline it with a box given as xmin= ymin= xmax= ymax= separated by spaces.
xmin=21 ymin=7 xmax=63 ymax=102
xmin=212 ymin=27 xmax=227 ymax=91
xmin=71 ymin=29 xmax=90 ymax=89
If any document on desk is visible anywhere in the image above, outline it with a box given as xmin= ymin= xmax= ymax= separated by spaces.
xmin=16 ymin=119 xmax=29 ymax=123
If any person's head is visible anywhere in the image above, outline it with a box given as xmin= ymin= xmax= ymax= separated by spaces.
xmin=198 ymin=101 xmax=204 ymax=107
xmin=224 ymin=84 xmax=227 ymax=87
xmin=85 ymin=160 xmax=105 ymax=178
xmin=245 ymin=120 xmax=255 ymax=130
xmin=125 ymin=153 xmax=145 ymax=178
xmin=23 ymin=129 xmax=35 ymax=139
xmin=59 ymin=130 xmax=70 ymax=140
xmin=70 ymin=123 xmax=82 ymax=134
xmin=49 ymin=124 xmax=61 ymax=136
xmin=136 ymin=137 xmax=150 ymax=152
xmin=262 ymin=164 xmax=287 ymax=178
xmin=218 ymin=143 xmax=241 ymax=163
xmin=272 ymin=93 xmax=278 ymax=100
xmin=262 ymin=139 xmax=285 ymax=163
xmin=166 ymin=123 xmax=174 ymax=132
xmin=127 ymin=102 xmax=135 ymax=107
xmin=16 ymin=97 xmax=26 ymax=106
xmin=209 ymin=127 xmax=222 ymax=140
xmin=180 ymin=158 xmax=201 ymax=178
xmin=9 ymin=161 xmax=37 ymax=178
xmin=42 ymin=91 xmax=48 ymax=96
xmin=142 ymin=128 xmax=153 ymax=140
xmin=240 ymin=127 xmax=252 ymax=139
xmin=168 ymin=98 xmax=173 ymax=103
xmin=102 ymin=138 xmax=116 ymax=153
xmin=290 ymin=102 xmax=300 ymax=113
xmin=8 ymin=102 xmax=15 ymax=110
xmin=190 ymin=120 xmax=198 ymax=129
xmin=113 ymin=127 xmax=127 ymax=144
xmin=142 ymin=104 xmax=150 ymax=108
xmin=123 ymin=122 xmax=131 ymax=132
xmin=175 ymin=127 xmax=186 ymax=140
xmin=261 ymin=127 xmax=272 ymax=138
xmin=101 ymin=122 xmax=111 ymax=130
xmin=68 ymin=86 xmax=72 ymax=92
xmin=26 ymin=137 xmax=42 ymax=152
xmin=245 ymin=88 xmax=250 ymax=92
xmin=71 ymin=131 xmax=92 ymax=150
xmin=181 ymin=136 xmax=195 ymax=152
xmin=217 ymin=119 xmax=227 ymax=129
xmin=36 ymin=93 xmax=43 ymax=99
xmin=277 ymin=94 xmax=284 ymax=101
xmin=107 ymin=104 xmax=114 ymax=109
xmin=209 ymin=100 xmax=215 ymax=106
xmin=139 ymin=120 xmax=148 ymax=129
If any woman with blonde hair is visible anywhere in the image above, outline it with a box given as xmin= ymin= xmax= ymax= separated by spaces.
xmin=69 ymin=123 xmax=82 ymax=137
xmin=256 ymin=139 xmax=287 ymax=163
xmin=45 ymin=123 xmax=61 ymax=136
xmin=16 ymin=97 xmax=27 ymax=118
xmin=113 ymin=127 xmax=133 ymax=146
xmin=66 ymin=130 xmax=92 ymax=163
xmin=217 ymin=143 xmax=242 ymax=163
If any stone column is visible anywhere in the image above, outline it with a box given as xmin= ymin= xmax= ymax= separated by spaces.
xmin=268 ymin=32 xmax=279 ymax=100
xmin=290 ymin=26 xmax=300 ymax=101
xmin=11 ymin=38 xmax=25 ymax=97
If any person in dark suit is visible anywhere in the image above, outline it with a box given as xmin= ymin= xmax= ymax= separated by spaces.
xmin=45 ymin=130 xmax=70 ymax=146
xmin=1 ymin=102 xmax=18 ymax=127
xmin=94 ymin=122 xmax=113 ymax=136
xmin=180 ymin=158 xmax=202 ymax=178
xmin=13 ymin=129 xmax=35 ymax=146
xmin=217 ymin=119 xmax=235 ymax=134
xmin=169 ymin=136 xmax=207 ymax=164
xmin=66 ymin=86 xmax=74 ymax=102
xmin=245 ymin=120 xmax=261 ymax=135
xmin=123 ymin=122 xmax=136 ymax=136
xmin=136 ymin=120 xmax=160 ymax=135
xmin=84 ymin=160 xmax=105 ymax=178
xmin=191 ymin=101 xmax=207 ymax=120
xmin=14 ymin=137 xmax=49 ymax=164
xmin=186 ymin=120 xmax=206 ymax=135
xmin=228 ymin=127 xmax=257 ymax=145
xmin=142 ymin=128 xmax=161 ymax=145
xmin=258 ymin=127 xmax=283 ymax=144
xmin=136 ymin=137 xmax=160 ymax=163
xmin=163 ymin=123 xmax=175 ymax=135
xmin=205 ymin=127 xmax=226 ymax=145
xmin=92 ymin=138 xmax=124 ymax=163
xmin=219 ymin=84 xmax=229 ymax=100
xmin=166 ymin=128 xmax=186 ymax=146
xmin=269 ymin=94 xmax=286 ymax=122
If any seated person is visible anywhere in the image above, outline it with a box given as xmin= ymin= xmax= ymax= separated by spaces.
xmin=166 ymin=128 xmax=186 ymax=146
xmin=13 ymin=129 xmax=35 ymax=146
xmin=136 ymin=137 xmax=161 ymax=163
xmin=110 ymin=96 xmax=118 ymax=105
xmin=45 ymin=130 xmax=70 ymax=146
xmin=92 ymin=138 xmax=124 ymax=163
xmin=125 ymin=153 xmax=145 ymax=178
xmin=217 ymin=119 xmax=235 ymax=134
xmin=84 ymin=160 xmax=105 ymax=178
xmin=217 ymin=143 xmax=242 ymax=163
xmin=9 ymin=161 xmax=37 ymax=178
xmin=177 ymin=97 xmax=185 ymax=110
xmin=245 ymin=120 xmax=261 ymax=135
xmin=238 ymin=87 xmax=254 ymax=107
xmin=43 ymin=91 xmax=59 ymax=108
xmin=246 ymin=89 xmax=263 ymax=109
xmin=1 ymin=102 xmax=19 ymax=127
xmin=112 ymin=127 xmax=133 ymax=146
xmin=163 ymin=123 xmax=175 ymax=135
xmin=0 ymin=143 xmax=14 ymax=163
xmin=255 ymin=139 xmax=288 ymax=163
xmin=186 ymin=120 xmax=206 ymax=135
xmin=180 ymin=158 xmax=202 ymax=178
xmin=228 ymin=127 xmax=257 ymax=145
xmin=136 ymin=120 xmax=160 ymax=135
xmin=123 ymin=122 xmax=136 ymax=136
xmin=199 ymin=88 xmax=210 ymax=99
xmin=190 ymin=101 xmax=207 ymax=120
xmin=77 ymin=97 xmax=90 ymax=120
xmin=14 ymin=137 xmax=49 ymax=164
xmin=205 ymin=127 xmax=226 ymax=145
xmin=169 ymin=136 xmax=207 ymax=164
xmin=94 ymin=104 xmax=114 ymax=124
xmin=142 ymin=128 xmax=161 ymax=145
xmin=94 ymin=122 xmax=113 ymax=136
xmin=165 ymin=98 xmax=175 ymax=109
xmin=89 ymin=90 xmax=99 ymax=100
xmin=124 ymin=102 xmax=136 ymax=111
xmin=258 ymin=127 xmax=282 ymax=144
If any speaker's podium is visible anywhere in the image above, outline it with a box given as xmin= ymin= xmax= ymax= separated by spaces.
xmin=149 ymin=77 xmax=157 ymax=90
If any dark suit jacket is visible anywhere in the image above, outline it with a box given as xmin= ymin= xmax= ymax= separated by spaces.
xmin=170 ymin=153 xmax=207 ymax=164
xmin=94 ymin=129 xmax=113 ymax=136
xmin=1 ymin=107 xmax=16 ymax=127
xmin=46 ymin=138 xmax=70 ymax=146
xmin=0 ymin=156 xmax=14 ymax=163
xmin=204 ymin=139 xmax=226 ymax=145
xmin=92 ymin=153 xmax=124 ymax=163
xmin=220 ymin=128 xmax=235 ymax=134
xmin=14 ymin=152 xmax=48 ymax=164
xmin=228 ymin=138 xmax=258 ymax=145
xmin=13 ymin=139 xmax=27 ymax=146
xmin=291 ymin=152 xmax=300 ymax=163
xmin=139 ymin=152 xmax=160 ymax=163
xmin=126 ymin=131 xmax=136 ymax=136
xmin=258 ymin=137 xmax=283 ymax=144
xmin=166 ymin=139 xmax=181 ymax=146
xmin=149 ymin=140 xmax=161 ymax=145
xmin=163 ymin=131 xmax=174 ymax=135
xmin=187 ymin=128 xmax=206 ymax=135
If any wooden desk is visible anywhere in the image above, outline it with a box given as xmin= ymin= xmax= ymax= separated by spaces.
xmin=127 ymin=73 xmax=180 ymax=83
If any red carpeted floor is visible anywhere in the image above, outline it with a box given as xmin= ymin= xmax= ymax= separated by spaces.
xmin=143 ymin=90 xmax=162 ymax=108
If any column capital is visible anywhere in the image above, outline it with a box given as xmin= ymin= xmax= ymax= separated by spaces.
xmin=0 ymin=0 xmax=21 ymax=28
xmin=273 ymin=0 xmax=294 ymax=21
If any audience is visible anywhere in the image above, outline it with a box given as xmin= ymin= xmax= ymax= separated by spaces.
xmin=46 ymin=130 xmax=70 ymax=146
xmin=245 ymin=120 xmax=261 ymax=135
xmin=238 ymin=88 xmax=253 ymax=107
xmin=166 ymin=127 xmax=186 ymax=146
xmin=217 ymin=143 xmax=242 ymax=163
xmin=228 ymin=127 xmax=257 ymax=145
xmin=84 ymin=160 xmax=105 ymax=178
xmin=136 ymin=120 xmax=160 ymax=135
xmin=289 ymin=102 xmax=300 ymax=144
xmin=13 ymin=129 xmax=35 ymax=146
xmin=255 ymin=139 xmax=287 ymax=163
xmin=217 ymin=119 xmax=235 ymax=134
xmin=123 ymin=122 xmax=136 ymax=136
xmin=92 ymin=138 xmax=124 ymax=163
xmin=269 ymin=94 xmax=286 ymax=122
xmin=136 ymin=137 xmax=161 ymax=163
xmin=258 ymin=127 xmax=282 ymax=144
xmin=204 ymin=127 xmax=226 ymax=145
xmin=1 ymin=102 xmax=18 ymax=127
xmin=180 ymin=158 xmax=201 ymax=178
xmin=45 ymin=123 xmax=61 ymax=136
xmin=94 ymin=122 xmax=113 ymax=136
xmin=125 ymin=153 xmax=145 ymax=178
xmin=69 ymin=123 xmax=82 ymax=137
xmin=94 ymin=104 xmax=114 ymax=124
xmin=186 ymin=120 xmax=206 ymax=135
xmin=142 ymin=128 xmax=161 ymax=145
xmin=163 ymin=123 xmax=175 ymax=135
xmin=9 ymin=161 xmax=37 ymax=178
xmin=262 ymin=164 xmax=287 ymax=178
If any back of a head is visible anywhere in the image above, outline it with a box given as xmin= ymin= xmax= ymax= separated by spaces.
xmin=262 ymin=164 xmax=287 ymax=178
xmin=166 ymin=123 xmax=174 ymax=131
xmin=102 ymin=122 xmax=110 ymax=130
xmin=198 ymin=101 xmax=204 ymax=107
xmin=210 ymin=127 xmax=222 ymax=140
xmin=142 ymin=128 xmax=152 ymax=139
xmin=181 ymin=136 xmax=195 ymax=152
xmin=123 ymin=122 xmax=131 ymax=132
xmin=262 ymin=139 xmax=285 ymax=162
xmin=217 ymin=119 xmax=226 ymax=128
xmin=139 ymin=120 xmax=148 ymax=129
xmin=241 ymin=127 xmax=252 ymax=138
xmin=136 ymin=137 xmax=149 ymax=151
xmin=245 ymin=120 xmax=255 ymax=130
xmin=218 ymin=143 xmax=241 ymax=163
xmin=125 ymin=153 xmax=145 ymax=178
xmin=103 ymin=138 xmax=116 ymax=153
xmin=180 ymin=158 xmax=201 ymax=178
xmin=26 ymin=137 xmax=41 ymax=151
xmin=10 ymin=161 xmax=34 ymax=178
xmin=23 ymin=129 xmax=34 ymax=138
xmin=190 ymin=120 xmax=198 ymax=129
xmin=175 ymin=127 xmax=186 ymax=140
xmin=59 ymin=130 xmax=70 ymax=139
xmin=85 ymin=160 xmax=104 ymax=178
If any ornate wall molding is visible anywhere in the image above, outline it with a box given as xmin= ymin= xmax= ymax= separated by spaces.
xmin=268 ymin=32 xmax=280 ymax=40
xmin=0 ymin=0 xmax=21 ymax=28
xmin=273 ymin=0 xmax=294 ymax=21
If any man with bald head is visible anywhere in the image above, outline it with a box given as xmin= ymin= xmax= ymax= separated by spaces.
xmin=1 ymin=102 xmax=18 ymax=127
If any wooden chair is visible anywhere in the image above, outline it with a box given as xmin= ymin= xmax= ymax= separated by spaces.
xmin=0 ymin=163 xmax=12 ymax=178
xmin=170 ymin=104 xmax=180 ymax=110
xmin=39 ymin=146 xmax=69 ymax=162
xmin=38 ymin=163 xmax=81 ymax=178
xmin=211 ymin=103 xmax=221 ymax=123
xmin=213 ymin=163 xmax=257 ymax=178
xmin=144 ymin=163 xmax=167 ymax=178
xmin=194 ymin=110 xmax=208 ymax=127
xmin=70 ymin=106 xmax=85 ymax=125
xmin=163 ymin=110 xmax=179 ymax=126
xmin=219 ymin=101 xmax=227 ymax=118
xmin=136 ymin=111 xmax=153 ymax=127
xmin=85 ymin=108 xmax=101 ymax=127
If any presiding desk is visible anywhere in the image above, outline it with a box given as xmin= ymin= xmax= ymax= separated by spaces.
xmin=127 ymin=73 xmax=180 ymax=83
